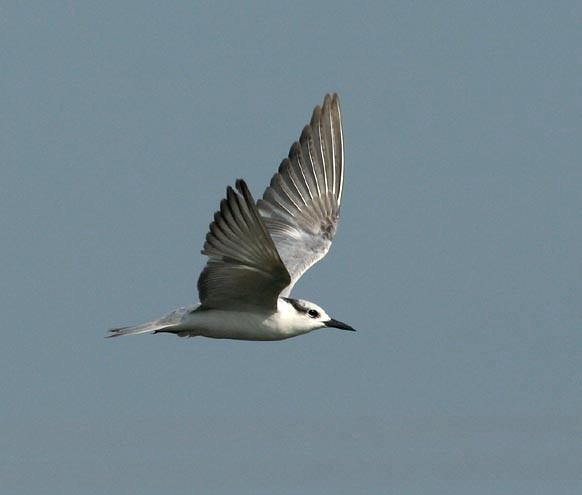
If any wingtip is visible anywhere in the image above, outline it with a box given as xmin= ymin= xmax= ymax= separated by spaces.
xmin=235 ymin=179 xmax=257 ymax=206
xmin=235 ymin=178 xmax=247 ymax=194
xmin=322 ymin=94 xmax=333 ymax=116
xmin=321 ymin=93 xmax=341 ymax=117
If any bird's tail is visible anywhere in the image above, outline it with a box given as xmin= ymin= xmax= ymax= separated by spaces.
xmin=106 ymin=320 xmax=179 ymax=338
xmin=106 ymin=306 xmax=193 ymax=338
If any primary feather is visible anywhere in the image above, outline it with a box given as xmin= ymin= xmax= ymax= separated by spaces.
xmin=257 ymin=93 xmax=344 ymax=296
xmin=197 ymin=179 xmax=291 ymax=311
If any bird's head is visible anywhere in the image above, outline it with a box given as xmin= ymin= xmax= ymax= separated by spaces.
xmin=280 ymin=297 xmax=355 ymax=334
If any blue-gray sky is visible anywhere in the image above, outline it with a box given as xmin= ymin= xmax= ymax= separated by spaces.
xmin=2 ymin=1 xmax=581 ymax=493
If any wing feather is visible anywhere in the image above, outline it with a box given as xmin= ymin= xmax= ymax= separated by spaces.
xmin=197 ymin=179 xmax=291 ymax=310
xmin=257 ymin=93 xmax=345 ymax=296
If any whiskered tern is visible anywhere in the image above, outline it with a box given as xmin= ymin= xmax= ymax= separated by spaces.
xmin=108 ymin=94 xmax=354 ymax=341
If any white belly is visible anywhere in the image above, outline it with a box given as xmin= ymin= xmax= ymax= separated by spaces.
xmin=177 ymin=308 xmax=303 ymax=341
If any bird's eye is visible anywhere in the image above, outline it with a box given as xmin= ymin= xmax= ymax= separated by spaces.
xmin=307 ymin=309 xmax=319 ymax=318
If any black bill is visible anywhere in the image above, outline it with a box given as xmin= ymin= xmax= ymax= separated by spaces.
xmin=324 ymin=319 xmax=356 ymax=331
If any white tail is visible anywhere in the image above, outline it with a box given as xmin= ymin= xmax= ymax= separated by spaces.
xmin=106 ymin=321 xmax=176 ymax=338
xmin=106 ymin=306 xmax=195 ymax=338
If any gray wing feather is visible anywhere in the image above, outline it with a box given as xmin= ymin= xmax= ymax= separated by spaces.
xmin=198 ymin=179 xmax=291 ymax=310
xmin=257 ymin=94 xmax=344 ymax=296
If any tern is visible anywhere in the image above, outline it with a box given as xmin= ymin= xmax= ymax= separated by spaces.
xmin=108 ymin=94 xmax=354 ymax=341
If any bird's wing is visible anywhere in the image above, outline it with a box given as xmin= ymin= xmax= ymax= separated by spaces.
xmin=257 ymin=93 xmax=344 ymax=296
xmin=197 ymin=179 xmax=291 ymax=311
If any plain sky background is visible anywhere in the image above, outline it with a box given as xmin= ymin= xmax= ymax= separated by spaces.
xmin=1 ymin=1 xmax=581 ymax=493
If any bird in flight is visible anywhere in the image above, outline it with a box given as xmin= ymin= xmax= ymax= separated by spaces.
xmin=108 ymin=94 xmax=354 ymax=341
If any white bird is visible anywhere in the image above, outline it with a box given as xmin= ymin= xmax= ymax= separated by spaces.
xmin=108 ymin=94 xmax=354 ymax=341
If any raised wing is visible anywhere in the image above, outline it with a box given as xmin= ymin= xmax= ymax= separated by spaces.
xmin=197 ymin=179 xmax=291 ymax=311
xmin=257 ymin=93 xmax=344 ymax=296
